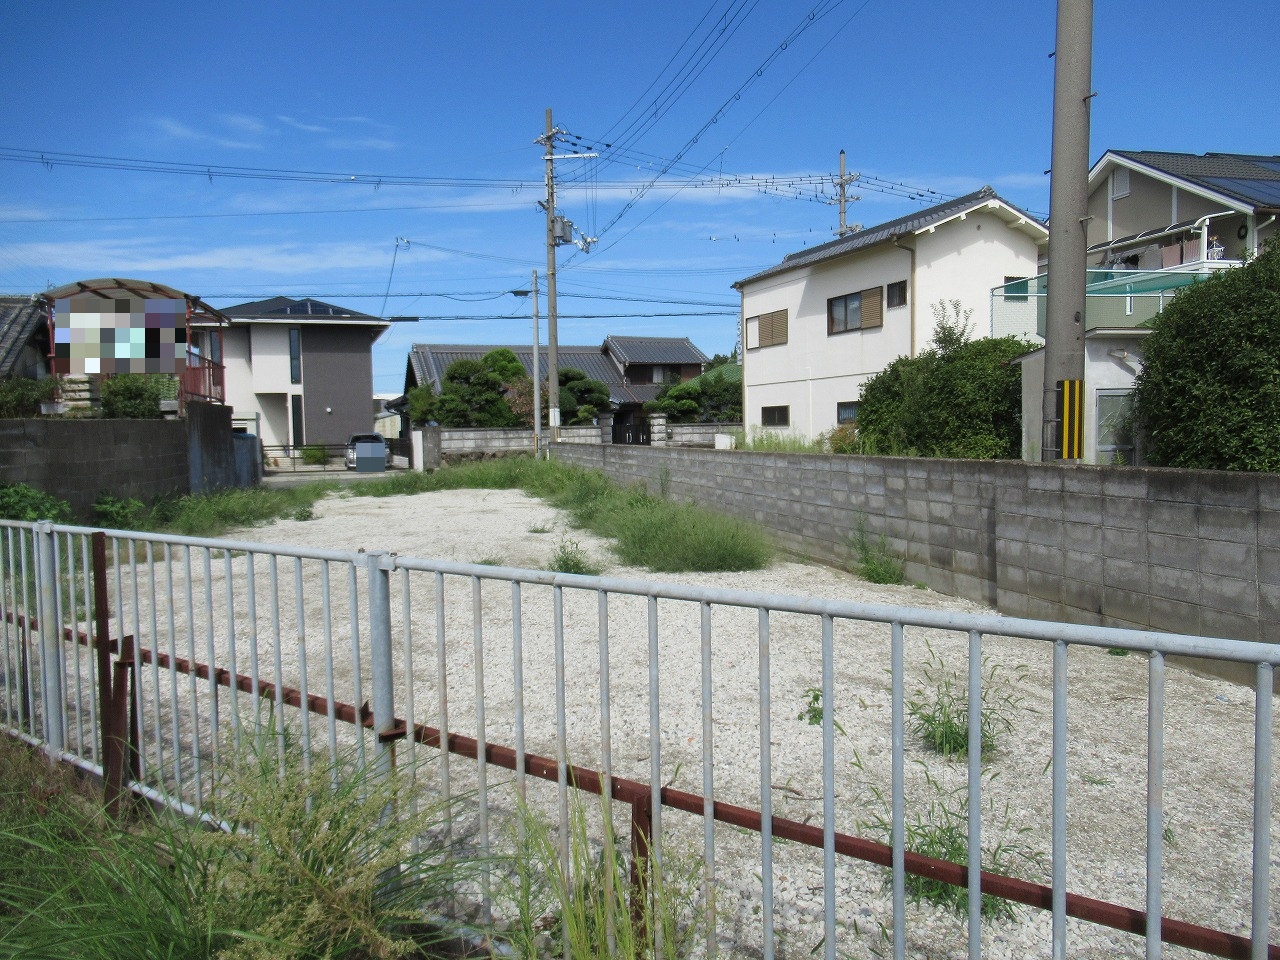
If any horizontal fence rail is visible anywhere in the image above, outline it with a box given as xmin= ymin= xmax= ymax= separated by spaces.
xmin=1 ymin=518 xmax=1277 ymax=960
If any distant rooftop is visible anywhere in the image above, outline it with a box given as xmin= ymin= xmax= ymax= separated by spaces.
xmin=222 ymin=296 xmax=385 ymax=321
xmin=1106 ymin=150 xmax=1280 ymax=210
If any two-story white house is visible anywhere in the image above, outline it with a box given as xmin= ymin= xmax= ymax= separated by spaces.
xmin=733 ymin=186 xmax=1048 ymax=438
xmin=192 ymin=297 xmax=391 ymax=450
xmin=1011 ymin=150 xmax=1280 ymax=463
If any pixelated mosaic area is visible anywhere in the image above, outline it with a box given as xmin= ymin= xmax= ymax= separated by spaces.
xmin=53 ymin=297 xmax=187 ymax=375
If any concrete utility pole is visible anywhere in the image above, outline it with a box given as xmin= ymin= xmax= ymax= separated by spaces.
xmin=531 ymin=269 xmax=541 ymax=456
xmin=535 ymin=109 xmax=597 ymax=443
xmin=541 ymin=109 xmax=562 ymax=442
xmin=1041 ymin=0 xmax=1094 ymax=460
xmin=832 ymin=149 xmax=862 ymax=238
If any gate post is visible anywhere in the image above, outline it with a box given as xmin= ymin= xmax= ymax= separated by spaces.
xmin=366 ymin=551 xmax=401 ymax=780
xmin=35 ymin=521 xmax=64 ymax=753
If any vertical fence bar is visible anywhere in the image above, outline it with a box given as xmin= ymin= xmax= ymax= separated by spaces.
xmin=245 ymin=553 xmax=261 ymax=726
xmin=553 ymin=582 xmax=570 ymax=917
xmin=598 ymin=588 xmax=615 ymax=954
xmin=20 ymin=530 xmax=34 ymax=736
xmin=821 ymin=614 xmax=836 ymax=960
xmin=145 ymin=542 xmax=164 ymax=780
xmin=700 ymin=600 xmax=717 ymax=958
xmin=0 ymin=529 xmax=15 ymax=731
xmin=758 ymin=608 xmax=774 ymax=960
xmin=52 ymin=531 xmax=69 ymax=752
xmin=1052 ymin=639 xmax=1069 ymax=960
xmin=647 ymin=593 xmax=663 ymax=957
xmin=184 ymin=546 xmax=203 ymax=809
xmin=268 ymin=556 xmax=285 ymax=768
xmin=967 ymin=629 xmax=982 ymax=960
xmin=295 ymin=558 xmax=312 ymax=773
xmin=202 ymin=547 xmax=219 ymax=785
xmin=320 ymin=561 xmax=336 ymax=762
xmin=347 ymin=562 xmax=365 ymax=767
xmin=127 ymin=540 xmax=148 ymax=782
xmin=471 ymin=574 xmax=491 ymax=924
xmin=92 ymin=534 xmax=111 ymax=771
xmin=401 ymin=567 xmax=419 ymax=853
xmin=163 ymin=544 xmax=183 ymax=797
xmin=891 ymin=621 xmax=906 ymax=960
xmin=223 ymin=550 xmax=241 ymax=751
xmin=435 ymin=571 xmax=451 ymax=832
xmin=35 ymin=522 xmax=63 ymax=752
xmin=1253 ymin=662 xmax=1274 ymax=960
xmin=78 ymin=535 xmax=95 ymax=760
xmin=513 ymin=581 xmax=527 ymax=802
xmin=1146 ymin=650 xmax=1165 ymax=960
xmin=67 ymin=533 xmax=84 ymax=757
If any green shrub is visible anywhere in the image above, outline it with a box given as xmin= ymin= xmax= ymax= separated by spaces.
xmin=0 ymin=483 xmax=73 ymax=522
xmin=300 ymin=444 xmax=328 ymax=466
xmin=0 ymin=376 xmax=55 ymax=418
xmin=92 ymin=493 xmax=149 ymax=530
xmin=100 ymin=373 xmax=168 ymax=419
xmin=857 ymin=301 xmax=1030 ymax=459
xmin=821 ymin=423 xmax=860 ymax=455
xmin=1131 ymin=240 xmax=1280 ymax=470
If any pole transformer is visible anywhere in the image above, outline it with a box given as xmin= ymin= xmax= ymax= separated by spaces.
xmin=1041 ymin=0 xmax=1094 ymax=460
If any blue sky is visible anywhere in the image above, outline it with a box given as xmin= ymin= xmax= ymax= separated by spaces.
xmin=2 ymin=1 xmax=1275 ymax=394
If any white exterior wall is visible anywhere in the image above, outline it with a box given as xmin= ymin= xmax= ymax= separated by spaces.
xmin=1019 ymin=333 xmax=1147 ymax=463
xmin=208 ymin=324 xmax=297 ymax=447
xmin=741 ymin=210 xmax=1043 ymax=439
xmin=913 ymin=212 xmax=1041 ymax=343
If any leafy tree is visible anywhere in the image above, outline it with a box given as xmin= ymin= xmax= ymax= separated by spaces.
xmin=432 ymin=359 xmax=523 ymax=428
xmin=645 ymin=364 xmax=742 ymax=423
xmin=405 ymin=384 xmax=438 ymax=426
xmin=481 ymin=348 xmax=527 ymax=384
xmin=1131 ymin=240 xmax=1280 ymax=470
xmin=100 ymin=373 xmax=167 ymax=419
xmin=557 ymin=367 xmax=612 ymax=425
xmin=0 ymin=377 xmax=55 ymax=418
xmin=857 ymin=301 xmax=1030 ymax=459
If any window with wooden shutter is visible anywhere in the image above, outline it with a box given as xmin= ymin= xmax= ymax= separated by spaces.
xmin=860 ymin=286 xmax=883 ymax=329
xmin=747 ymin=309 xmax=788 ymax=348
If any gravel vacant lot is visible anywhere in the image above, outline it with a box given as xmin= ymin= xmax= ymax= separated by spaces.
xmin=135 ymin=486 xmax=1279 ymax=959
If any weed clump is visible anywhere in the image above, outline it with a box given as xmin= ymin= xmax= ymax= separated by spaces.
xmin=548 ymin=537 xmax=602 ymax=576
xmin=852 ymin=515 xmax=903 ymax=584
xmin=906 ymin=644 xmax=1023 ymax=758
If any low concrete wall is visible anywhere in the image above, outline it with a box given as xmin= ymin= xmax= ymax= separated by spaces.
xmin=0 ymin=418 xmax=188 ymax=516
xmin=441 ymin=427 xmax=534 ymax=457
xmin=550 ymin=444 xmax=1280 ymax=685
xmin=186 ymin=401 xmax=239 ymax=495
xmin=669 ymin=422 xmax=741 ymax=447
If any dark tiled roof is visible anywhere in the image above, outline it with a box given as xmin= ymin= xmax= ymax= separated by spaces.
xmin=223 ymin=296 xmax=383 ymax=320
xmin=602 ymin=335 xmax=710 ymax=365
xmin=0 ymin=296 xmax=48 ymax=378
xmin=734 ymin=187 xmax=1044 ymax=288
xmin=1112 ymin=151 xmax=1280 ymax=209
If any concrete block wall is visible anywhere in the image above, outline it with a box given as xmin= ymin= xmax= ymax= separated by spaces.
xmin=551 ymin=444 xmax=1279 ymax=684
xmin=668 ymin=422 xmax=742 ymax=447
xmin=0 ymin=418 xmax=189 ymax=517
xmin=440 ymin=428 xmax=534 ymax=456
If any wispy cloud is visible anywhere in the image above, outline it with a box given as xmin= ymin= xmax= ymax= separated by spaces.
xmin=153 ymin=117 xmax=260 ymax=151
xmin=221 ymin=113 xmax=266 ymax=134
xmin=277 ymin=115 xmax=330 ymax=134
xmin=325 ymin=137 xmax=397 ymax=152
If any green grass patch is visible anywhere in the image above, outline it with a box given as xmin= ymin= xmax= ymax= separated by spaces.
xmin=852 ymin=515 xmax=904 ymax=585
xmin=120 ymin=456 xmax=771 ymax=573
xmin=906 ymin=644 xmax=1024 ymax=759
xmin=547 ymin=537 xmax=602 ymax=576
xmin=0 ymin=728 xmax=478 ymax=960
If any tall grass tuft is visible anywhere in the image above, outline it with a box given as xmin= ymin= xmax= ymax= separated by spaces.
xmin=0 ymin=730 xmax=479 ymax=960
xmin=730 ymin=427 xmax=827 ymax=453
xmin=503 ymin=790 xmax=703 ymax=959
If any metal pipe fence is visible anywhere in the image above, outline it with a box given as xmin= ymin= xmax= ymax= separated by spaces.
xmin=1 ymin=518 xmax=1277 ymax=959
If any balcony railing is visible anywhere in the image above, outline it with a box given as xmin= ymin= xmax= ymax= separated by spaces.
xmin=180 ymin=355 xmax=225 ymax=406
